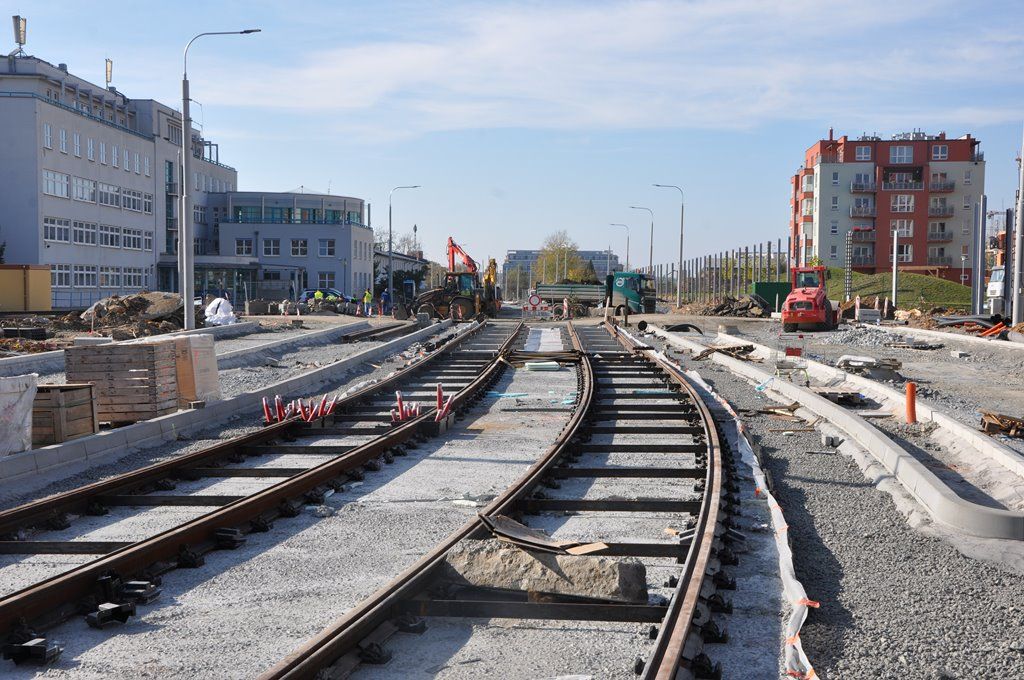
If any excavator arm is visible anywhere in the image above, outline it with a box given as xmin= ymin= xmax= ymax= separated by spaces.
xmin=447 ymin=237 xmax=478 ymax=274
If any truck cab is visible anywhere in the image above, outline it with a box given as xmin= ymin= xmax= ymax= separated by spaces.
xmin=987 ymin=266 xmax=1005 ymax=315
xmin=610 ymin=272 xmax=657 ymax=314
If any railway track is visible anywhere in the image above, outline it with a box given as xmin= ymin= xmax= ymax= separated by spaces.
xmin=262 ymin=320 xmax=738 ymax=679
xmin=0 ymin=320 xmax=522 ymax=666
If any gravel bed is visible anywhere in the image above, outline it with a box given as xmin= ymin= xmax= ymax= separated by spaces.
xmin=651 ymin=342 xmax=1024 ymax=679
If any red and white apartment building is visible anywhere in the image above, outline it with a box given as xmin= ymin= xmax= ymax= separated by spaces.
xmin=789 ymin=130 xmax=985 ymax=283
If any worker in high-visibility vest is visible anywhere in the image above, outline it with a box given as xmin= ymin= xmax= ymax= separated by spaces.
xmin=362 ymin=288 xmax=373 ymax=316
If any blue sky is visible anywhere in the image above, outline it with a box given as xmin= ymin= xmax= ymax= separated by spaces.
xmin=8 ymin=0 xmax=1024 ymax=266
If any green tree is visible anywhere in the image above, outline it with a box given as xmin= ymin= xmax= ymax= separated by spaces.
xmin=535 ymin=230 xmax=588 ymax=283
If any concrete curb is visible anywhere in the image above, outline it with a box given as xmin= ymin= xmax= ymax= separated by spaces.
xmin=714 ymin=330 xmax=1024 ymax=482
xmin=215 ymin=320 xmax=374 ymax=370
xmin=0 ymin=321 xmax=261 ymax=378
xmin=866 ymin=323 xmax=1024 ymax=352
xmin=0 ymin=320 xmax=451 ymax=486
xmin=650 ymin=325 xmax=1024 ymax=540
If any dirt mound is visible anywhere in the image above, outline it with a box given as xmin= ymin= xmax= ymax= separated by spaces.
xmin=700 ymin=295 xmax=771 ymax=318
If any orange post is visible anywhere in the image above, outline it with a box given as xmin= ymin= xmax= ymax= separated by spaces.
xmin=906 ymin=382 xmax=917 ymax=424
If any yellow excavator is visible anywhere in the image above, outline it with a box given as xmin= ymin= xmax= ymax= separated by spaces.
xmin=411 ymin=237 xmax=502 ymax=319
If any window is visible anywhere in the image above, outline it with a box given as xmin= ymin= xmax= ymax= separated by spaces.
xmin=168 ymin=124 xmax=182 ymax=146
xmin=99 ymin=266 xmax=122 ymax=288
xmin=964 ymin=169 xmax=972 ymax=185
xmin=123 ymin=267 xmax=144 ymax=288
xmin=73 ymin=265 xmax=97 ymax=287
xmin=73 ymin=220 xmax=97 ymax=245
xmin=43 ymin=123 xmax=52 ymax=149
xmin=895 ymin=243 xmax=912 ymax=263
xmin=831 ymin=171 xmax=839 ymax=185
xmin=318 ymin=272 xmax=335 ymax=288
xmin=59 ymin=128 xmax=67 ymax=153
xmin=99 ymin=141 xmax=107 ymax=164
xmin=144 ymin=231 xmax=153 ymax=251
xmin=318 ymin=239 xmax=336 ymax=257
xmin=855 ymin=145 xmax=871 ymax=161
xmin=143 ymin=193 xmax=153 ymax=215
xmin=72 ymin=177 xmax=97 ymax=203
xmin=961 ymin=244 xmax=969 ymax=256
xmin=932 ymin=144 xmax=948 ymax=160
xmin=42 ymin=170 xmax=70 ymax=198
xmin=889 ymin=145 xmax=912 ymax=164
xmin=99 ymin=224 xmax=122 ymax=248
xmin=144 ymin=156 xmax=150 ymax=176
xmin=73 ymin=132 xmax=81 ymax=157
xmin=98 ymin=183 xmax=120 ymax=207
xmin=263 ymin=270 xmax=282 ymax=281
xmin=801 ymin=174 xmax=814 ymax=192
xmin=263 ymin=238 xmax=280 ymax=256
xmin=829 ymin=220 xmax=838 ymax=235
xmin=235 ymin=238 xmax=254 ymax=256
xmin=123 ymin=148 xmax=130 ymax=172
xmin=133 ymin=152 xmax=140 ymax=174
xmin=112 ymin=144 xmax=119 ymax=167
xmin=193 ymin=172 xmax=200 ymax=191
xmin=43 ymin=217 xmax=71 ymax=242
xmin=962 ymin=220 xmax=970 ymax=236
xmin=291 ymin=239 xmax=308 ymax=256
xmin=891 ymin=194 xmax=914 ymax=213
xmin=122 ymin=189 xmax=144 ymax=212
xmin=963 ymin=194 xmax=971 ymax=210
xmin=830 ymin=196 xmax=839 ymax=210
xmin=891 ymin=219 xmax=913 ymax=237
xmin=929 ymin=221 xmax=947 ymax=235
xmin=123 ymin=228 xmax=143 ymax=250
xmin=194 ymin=205 xmax=206 ymax=224
xmin=87 ymin=138 xmax=94 ymax=161
xmin=801 ymin=198 xmax=813 ymax=216
xmin=51 ymin=264 xmax=71 ymax=288
xmin=829 ymin=245 xmax=837 ymax=259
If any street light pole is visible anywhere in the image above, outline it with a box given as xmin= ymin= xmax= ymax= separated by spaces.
xmin=388 ymin=185 xmax=420 ymax=310
xmin=654 ymin=184 xmax=684 ymax=307
xmin=609 ymin=224 xmax=630 ymax=270
xmin=630 ymin=206 xmax=654 ymax=274
xmin=181 ymin=28 xmax=260 ymax=329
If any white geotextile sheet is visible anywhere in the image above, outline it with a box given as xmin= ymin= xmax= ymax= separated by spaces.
xmin=0 ymin=373 xmax=37 ymax=455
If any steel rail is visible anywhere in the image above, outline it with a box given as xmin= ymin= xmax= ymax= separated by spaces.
xmin=0 ymin=320 xmax=522 ymax=642
xmin=260 ymin=324 xmax=592 ymax=679
xmin=603 ymin=321 xmax=724 ymax=678
xmin=262 ymin=320 xmax=724 ymax=679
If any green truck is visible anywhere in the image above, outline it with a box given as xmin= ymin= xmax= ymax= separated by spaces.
xmin=535 ymin=272 xmax=657 ymax=315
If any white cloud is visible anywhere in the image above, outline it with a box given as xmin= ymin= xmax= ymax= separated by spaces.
xmin=199 ymin=0 xmax=1024 ymax=139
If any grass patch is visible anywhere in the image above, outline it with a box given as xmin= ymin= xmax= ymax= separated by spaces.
xmin=824 ymin=267 xmax=971 ymax=310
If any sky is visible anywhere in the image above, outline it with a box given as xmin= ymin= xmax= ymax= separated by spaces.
xmin=8 ymin=0 xmax=1024 ymax=266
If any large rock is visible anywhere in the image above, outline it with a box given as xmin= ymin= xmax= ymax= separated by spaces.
xmin=441 ymin=539 xmax=648 ymax=603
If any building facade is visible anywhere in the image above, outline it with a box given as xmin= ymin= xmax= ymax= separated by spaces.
xmin=789 ymin=130 xmax=985 ymax=284
xmin=0 ymin=54 xmax=236 ymax=307
xmin=209 ymin=191 xmax=372 ymax=299
xmin=501 ymin=249 xmax=622 ymax=284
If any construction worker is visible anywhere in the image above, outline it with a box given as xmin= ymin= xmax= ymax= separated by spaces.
xmin=362 ymin=288 xmax=373 ymax=316
xmin=314 ymin=290 xmax=324 ymax=301
xmin=380 ymin=289 xmax=391 ymax=316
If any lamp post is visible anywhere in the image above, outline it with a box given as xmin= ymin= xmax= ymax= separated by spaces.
xmin=653 ymin=184 xmax=684 ymax=307
xmin=181 ymin=28 xmax=260 ymax=329
xmin=609 ymin=223 xmax=630 ymax=270
xmin=388 ymin=185 xmax=420 ymax=309
xmin=629 ymin=205 xmax=654 ymax=274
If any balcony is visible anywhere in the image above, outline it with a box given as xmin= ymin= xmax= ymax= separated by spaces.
xmin=882 ymin=181 xmax=924 ymax=191
xmin=850 ymin=205 xmax=876 ymax=217
xmin=851 ymin=255 xmax=875 ymax=266
xmin=928 ymin=205 xmax=955 ymax=217
xmin=166 ymin=217 xmax=178 ymax=230
xmin=929 ymin=180 xmax=955 ymax=192
xmin=927 ymin=230 xmax=953 ymax=242
xmin=928 ymin=256 xmax=952 ymax=266
xmin=850 ymin=230 xmax=876 ymax=242
xmin=165 ymin=182 xmax=179 ymax=196
xmin=850 ymin=181 xmax=877 ymax=192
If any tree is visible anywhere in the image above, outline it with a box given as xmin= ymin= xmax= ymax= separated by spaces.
xmin=535 ymin=230 xmax=588 ymax=283
xmin=373 ymin=228 xmax=418 ymax=256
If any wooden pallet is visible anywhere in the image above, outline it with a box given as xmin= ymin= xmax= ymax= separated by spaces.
xmin=980 ymin=411 xmax=1024 ymax=438
xmin=32 ymin=384 xmax=99 ymax=446
xmin=65 ymin=341 xmax=179 ymax=424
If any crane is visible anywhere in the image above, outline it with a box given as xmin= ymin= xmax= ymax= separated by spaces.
xmin=447 ymin=237 xmax=478 ymax=274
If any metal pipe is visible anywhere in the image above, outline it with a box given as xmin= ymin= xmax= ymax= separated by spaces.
xmin=1014 ymin=127 xmax=1024 ymax=324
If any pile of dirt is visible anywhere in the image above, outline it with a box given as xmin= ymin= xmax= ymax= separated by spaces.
xmin=700 ymin=294 xmax=771 ymax=318
xmin=0 ymin=337 xmax=63 ymax=355
xmin=67 ymin=292 xmax=201 ymax=340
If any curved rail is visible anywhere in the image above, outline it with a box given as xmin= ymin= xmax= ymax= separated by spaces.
xmin=0 ymin=320 xmax=523 ymax=647
xmin=262 ymin=320 xmax=728 ymax=679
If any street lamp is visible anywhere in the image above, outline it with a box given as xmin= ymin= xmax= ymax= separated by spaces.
xmin=629 ymin=205 xmax=654 ymax=273
xmin=653 ymin=184 xmax=684 ymax=307
xmin=180 ymin=28 xmax=260 ymax=329
xmin=388 ymin=185 xmax=420 ymax=309
xmin=609 ymin=223 xmax=630 ymax=270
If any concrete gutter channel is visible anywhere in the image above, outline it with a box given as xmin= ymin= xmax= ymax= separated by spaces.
xmin=0 ymin=320 xmax=448 ymax=487
xmin=648 ymin=324 xmax=1024 ymax=541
